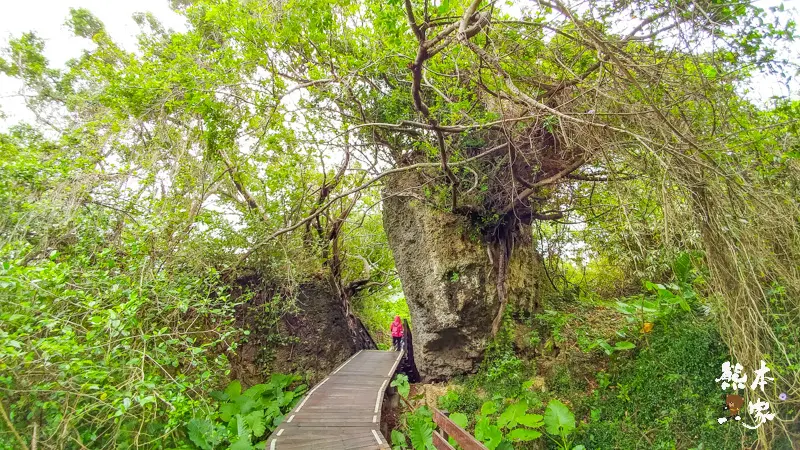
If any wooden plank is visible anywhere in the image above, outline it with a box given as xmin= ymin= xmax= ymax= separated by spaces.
xmin=432 ymin=408 xmax=488 ymax=450
xmin=432 ymin=431 xmax=456 ymax=450
xmin=266 ymin=350 xmax=402 ymax=449
xmin=277 ymin=434 xmax=377 ymax=447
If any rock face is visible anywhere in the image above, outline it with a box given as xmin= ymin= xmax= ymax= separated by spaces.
xmin=383 ymin=171 xmax=545 ymax=379
xmin=230 ymin=276 xmax=358 ymax=386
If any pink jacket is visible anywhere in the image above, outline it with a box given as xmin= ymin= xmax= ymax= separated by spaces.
xmin=391 ymin=317 xmax=404 ymax=337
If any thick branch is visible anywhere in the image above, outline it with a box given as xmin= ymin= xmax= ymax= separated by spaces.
xmin=502 ymin=155 xmax=587 ymax=214
xmin=234 ymin=143 xmax=509 ymax=267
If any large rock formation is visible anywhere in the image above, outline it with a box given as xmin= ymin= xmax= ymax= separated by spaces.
xmin=383 ymin=171 xmax=545 ymax=379
xmin=230 ymin=275 xmax=359 ymax=386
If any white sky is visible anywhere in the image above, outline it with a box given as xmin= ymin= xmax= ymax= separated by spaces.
xmin=0 ymin=0 xmax=187 ymax=129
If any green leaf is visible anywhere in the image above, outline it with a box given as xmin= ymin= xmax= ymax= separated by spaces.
xmin=495 ymin=441 xmax=514 ymax=450
xmin=672 ymin=252 xmax=692 ymax=282
xmin=613 ymin=341 xmax=635 ymax=351
xmin=497 ymin=401 xmax=527 ymax=429
xmin=244 ymin=410 xmax=266 ymax=437
xmin=507 ymin=428 xmax=542 ymax=441
xmin=597 ymin=339 xmax=614 ymax=355
xmin=220 ymin=403 xmax=238 ymax=422
xmin=572 ymin=446 xmax=586 ymax=450
xmin=437 ymin=0 xmax=450 ymax=15
xmin=475 ymin=417 xmax=503 ymax=450
xmin=544 ymin=399 xmax=575 ymax=438
xmin=187 ymin=418 xmax=222 ymax=450
xmin=449 ymin=412 xmax=468 ymax=429
xmin=408 ymin=415 xmax=434 ymax=450
xmin=480 ymin=400 xmax=498 ymax=416
xmin=226 ymin=380 xmax=242 ymax=400
xmin=517 ymin=414 xmax=544 ymax=428
xmin=391 ymin=374 xmax=410 ymax=399
xmin=229 ymin=437 xmax=253 ymax=450
xmin=391 ymin=429 xmax=407 ymax=448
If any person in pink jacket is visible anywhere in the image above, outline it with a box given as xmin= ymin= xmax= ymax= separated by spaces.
xmin=390 ymin=316 xmax=404 ymax=351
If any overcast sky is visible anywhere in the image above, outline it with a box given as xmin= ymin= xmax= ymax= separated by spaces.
xmin=0 ymin=0 xmax=187 ymax=129
xmin=1 ymin=0 xmax=797 ymax=131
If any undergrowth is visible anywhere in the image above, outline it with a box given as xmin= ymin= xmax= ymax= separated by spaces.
xmin=437 ymin=305 xmax=755 ymax=449
xmin=579 ymin=314 xmax=753 ymax=449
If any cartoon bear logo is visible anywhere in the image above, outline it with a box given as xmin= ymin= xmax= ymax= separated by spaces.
xmin=724 ymin=394 xmax=744 ymax=419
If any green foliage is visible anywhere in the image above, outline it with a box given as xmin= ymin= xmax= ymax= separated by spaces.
xmin=394 ymin=406 xmax=436 ymax=450
xmin=188 ymin=419 xmax=226 ymax=450
xmin=391 ymin=429 xmax=408 ymax=449
xmin=590 ymin=339 xmax=636 ymax=356
xmin=437 ymin=386 xmax=484 ymax=418
xmin=535 ymin=310 xmax=573 ymax=344
xmin=0 ymin=231 xmax=239 ymax=448
xmin=408 ymin=416 xmax=435 ymax=450
xmin=449 ymin=412 xmax=468 ymax=428
xmin=66 ymin=8 xmax=105 ymax=38
xmin=441 ymin=399 xmax=545 ymax=449
xmin=476 ymin=315 xmax=529 ymax=398
xmin=543 ymin=399 xmax=576 ymax=449
xmin=391 ymin=374 xmax=410 ymax=399
xmin=186 ymin=377 xmax=306 ymax=450
xmin=579 ymin=316 xmax=751 ymax=449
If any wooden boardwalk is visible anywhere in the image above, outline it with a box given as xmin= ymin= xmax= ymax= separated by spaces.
xmin=267 ymin=350 xmax=404 ymax=449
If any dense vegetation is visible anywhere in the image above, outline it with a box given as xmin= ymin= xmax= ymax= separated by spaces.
xmin=1 ymin=0 xmax=798 ymax=448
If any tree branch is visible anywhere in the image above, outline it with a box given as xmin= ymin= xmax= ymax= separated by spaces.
xmin=233 ymin=143 xmax=509 ymax=268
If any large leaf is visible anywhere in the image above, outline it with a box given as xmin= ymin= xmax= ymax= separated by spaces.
xmin=544 ymin=400 xmax=575 ymax=438
xmin=269 ymin=374 xmax=296 ymax=390
xmin=391 ymin=429 xmax=407 ymax=448
xmin=613 ymin=341 xmax=635 ymax=351
xmin=244 ymin=410 xmax=266 ymax=438
xmin=391 ymin=374 xmax=410 ymax=399
xmin=220 ymin=403 xmax=238 ymax=422
xmin=497 ymin=401 xmax=527 ymax=429
xmin=507 ymin=428 xmax=542 ymax=442
xmin=229 ymin=437 xmax=253 ymax=450
xmin=279 ymin=390 xmax=295 ymax=407
xmin=408 ymin=415 xmax=434 ymax=450
xmin=480 ymin=401 xmax=498 ymax=416
xmin=243 ymin=384 xmax=269 ymax=399
xmin=225 ymin=380 xmax=242 ymax=400
xmin=672 ymin=252 xmax=692 ymax=282
xmin=449 ymin=412 xmax=468 ymax=429
xmin=495 ymin=441 xmax=514 ymax=450
xmin=475 ymin=417 xmax=503 ymax=450
xmin=234 ymin=395 xmax=257 ymax=416
xmin=517 ymin=414 xmax=544 ymax=428
xmin=187 ymin=418 xmax=223 ymax=450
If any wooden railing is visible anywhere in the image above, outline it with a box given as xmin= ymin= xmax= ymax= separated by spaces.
xmin=432 ymin=408 xmax=488 ymax=450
